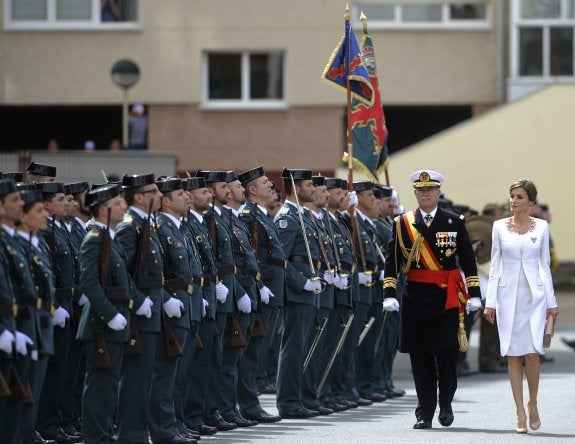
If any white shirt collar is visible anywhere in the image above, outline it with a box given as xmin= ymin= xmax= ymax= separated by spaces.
xmin=419 ymin=207 xmax=438 ymax=220
xmin=189 ymin=209 xmax=204 ymax=224
xmin=94 ymin=221 xmax=116 ymax=239
xmin=75 ymin=216 xmax=87 ymax=231
xmin=210 ymin=204 xmax=222 ymax=216
xmin=17 ymin=231 xmax=40 ymax=248
xmin=162 ymin=212 xmax=181 ymax=229
xmin=2 ymin=224 xmax=15 ymax=236
xmin=48 ymin=216 xmax=61 ymax=229
xmin=130 ymin=206 xmax=148 ymax=220
xmin=223 ymin=205 xmax=239 ymax=217
xmin=256 ymin=203 xmax=268 ymax=216
xmin=311 ymin=209 xmax=323 ymax=220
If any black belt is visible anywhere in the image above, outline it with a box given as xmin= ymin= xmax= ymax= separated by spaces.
xmin=104 ymin=287 xmax=131 ymax=308
xmin=236 ymin=274 xmax=254 ymax=288
xmin=265 ymin=257 xmax=288 ymax=268
xmin=340 ymin=261 xmax=356 ymax=273
xmin=109 ymin=297 xmax=133 ymax=308
xmin=54 ymin=287 xmax=75 ymax=300
xmin=289 ymin=255 xmax=321 ymax=270
xmin=164 ymin=277 xmax=196 ymax=294
xmin=260 ymin=270 xmax=275 ymax=280
xmin=135 ymin=275 xmax=164 ymax=290
xmin=18 ymin=296 xmax=42 ymax=310
xmin=217 ymin=264 xmax=236 ymax=276
xmin=0 ymin=303 xmax=15 ymax=317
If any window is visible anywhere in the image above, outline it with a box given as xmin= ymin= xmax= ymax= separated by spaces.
xmin=4 ymin=0 xmax=139 ymax=30
xmin=203 ymin=51 xmax=285 ymax=110
xmin=352 ymin=2 xmax=490 ymax=30
xmin=512 ymin=0 xmax=575 ymax=78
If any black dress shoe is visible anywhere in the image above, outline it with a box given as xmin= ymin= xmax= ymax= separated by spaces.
xmin=40 ymin=429 xmax=82 ymax=444
xmin=33 ymin=432 xmax=57 ymax=444
xmin=355 ymin=397 xmax=373 ymax=407
xmin=413 ymin=420 xmax=432 ymax=429
xmin=343 ymin=399 xmax=358 ymax=408
xmin=205 ymin=418 xmax=237 ymax=431
xmin=222 ymin=414 xmax=257 ymax=427
xmin=438 ymin=409 xmax=454 ymax=427
xmin=242 ymin=411 xmax=282 ymax=423
xmin=188 ymin=424 xmax=218 ymax=435
xmin=365 ymin=392 xmax=387 ymax=402
xmin=183 ymin=428 xmax=201 ymax=439
xmin=561 ymin=337 xmax=575 ymax=350
xmin=388 ymin=387 xmax=406 ymax=397
xmin=323 ymin=401 xmax=347 ymax=412
xmin=280 ymin=407 xmax=318 ymax=419
xmin=258 ymin=383 xmax=277 ymax=394
xmin=314 ymin=405 xmax=334 ymax=415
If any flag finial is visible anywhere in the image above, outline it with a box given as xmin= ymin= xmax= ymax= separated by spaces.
xmin=345 ymin=2 xmax=350 ymax=20
xmin=360 ymin=11 xmax=368 ymax=33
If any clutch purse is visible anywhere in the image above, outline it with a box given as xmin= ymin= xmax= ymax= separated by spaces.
xmin=543 ymin=313 xmax=555 ymax=348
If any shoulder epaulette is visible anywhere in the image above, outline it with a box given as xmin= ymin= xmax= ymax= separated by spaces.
xmin=89 ymin=230 xmax=100 ymax=237
xmin=123 ymin=215 xmax=134 ymax=224
xmin=459 ymin=214 xmax=465 ymax=220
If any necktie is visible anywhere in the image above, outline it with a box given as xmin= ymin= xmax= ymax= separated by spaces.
xmin=424 ymin=214 xmax=433 ymax=227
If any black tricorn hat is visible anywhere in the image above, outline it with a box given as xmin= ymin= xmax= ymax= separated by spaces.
xmin=341 ymin=179 xmax=348 ymax=190
xmin=238 ymin=166 xmax=265 ymax=185
xmin=20 ymin=190 xmax=43 ymax=206
xmin=281 ymin=168 xmax=312 ymax=181
xmin=353 ymin=181 xmax=372 ymax=193
xmin=122 ymin=173 xmax=155 ymax=189
xmin=183 ymin=177 xmax=206 ymax=191
xmin=197 ymin=170 xmax=228 ymax=183
xmin=325 ymin=178 xmax=342 ymax=190
xmin=40 ymin=182 xmax=64 ymax=195
xmin=373 ymin=184 xmax=393 ymax=198
xmin=312 ymin=176 xmax=325 ymax=187
xmin=17 ymin=183 xmax=40 ymax=192
xmin=26 ymin=161 xmax=57 ymax=178
xmin=1 ymin=172 xmax=23 ymax=183
xmin=0 ymin=179 xmax=17 ymax=197
xmin=225 ymin=171 xmax=238 ymax=183
xmin=64 ymin=181 xmax=90 ymax=196
xmin=156 ymin=177 xmax=182 ymax=194
xmin=86 ymin=184 xmax=121 ymax=208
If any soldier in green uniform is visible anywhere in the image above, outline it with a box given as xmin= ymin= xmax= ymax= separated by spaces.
xmin=37 ymin=182 xmax=84 ymax=444
xmin=382 ymin=170 xmax=482 ymax=429
xmin=76 ymin=184 xmax=133 ymax=444
xmin=238 ymin=166 xmax=286 ymax=414
xmin=274 ymin=168 xmax=324 ymax=419
xmin=226 ymin=171 xmax=281 ymax=424
xmin=115 ymin=174 xmax=167 ymax=444
xmin=149 ymin=176 xmax=199 ymax=444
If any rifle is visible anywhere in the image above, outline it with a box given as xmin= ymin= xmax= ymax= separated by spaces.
xmin=125 ymin=200 xmax=155 ymax=357
xmin=250 ymin=312 xmax=266 ymax=338
xmin=162 ymin=313 xmax=184 ymax=358
xmin=228 ymin=314 xmax=247 ymax=348
xmin=94 ymin=207 xmax=112 ymax=370
xmin=0 ymin=369 xmax=10 ymax=398
xmin=195 ymin=332 xmax=204 ymax=350
xmin=7 ymin=363 xmax=26 ymax=401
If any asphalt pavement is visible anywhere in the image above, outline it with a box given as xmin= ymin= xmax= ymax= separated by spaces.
xmin=202 ymin=290 xmax=575 ymax=444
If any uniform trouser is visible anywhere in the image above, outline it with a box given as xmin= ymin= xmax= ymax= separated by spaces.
xmin=204 ymin=313 xmax=250 ymax=420
xmin=479 ymin=315 xmax=504 ymax=371
xmin=60 ymin=323 xmax=85 ymax=428
xmin=376 ymin=311 xmax=399 ymax=391
xmin=183 ymin=318 xmax=215 ymax=428
xmin=356 ymin=303 xmax=381 ymax=397
xmin=276 ymin=302 xmax=316 ymax=414
xmin=317 ymin=308 xmax=343 ymax=403
xmin=82 ymin=340 xmax=124 ymax=444
xmin=331 ymin=306 xmax=354 ymax=401
xmin=409 ymin=350 xmax=458 ymax=422
xmin=255 ymin=306 xmax=281 ymax=387
xmin=301 ymin=307 xmax=326 ymax=409
xmin=4 ymin=355 xmax=33 ymax=444
xmin=341 ymin=301 xmax=369 ymax=400
xmin=116 ymin=331 xmax=159 ymax=444
xmin=37 ymin=326 xmax=71 ymax=435
xmin=237 ymin=308 xmax=272 ymax=416
xmin=148 ymin=325 xmax=189 ymax=443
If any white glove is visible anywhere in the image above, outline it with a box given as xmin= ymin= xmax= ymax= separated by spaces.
xmin=303 ymin=279 xmax=322 ymax=293
xmin=383 ymin=298 xmax=400 ymax=312
xmin=379 ymin=270 xmax=385 ymax=281
xmin=237 ymin=294 xmax=252 ymax=313
xmin=0 ymin=330 xmax=14 ymax=354
xmin=52 ymin=307 xmax=70 ymax=328
xmin=202 ymin=299 xmax=209 ymax=317
xmin=347 ymin=191 xmax=358 ymax=208
xmin=136 ymin=297 xmax=153 ymax=319
xmin=259 ymin=286 xmax=274 ymax=305
xmin=15 ymin=331 xmax=33 ymax=356
xmin=358 ymin=272 xmax=373 ymax=286
xmin=163 ymin=297 xmax=184 ymax=318
xmin=215 ymin=281 xmax=229 ymax=304
xmin=466 ymin=297 xmax=483 ymax=314
xmin=78 ymin=294 xmax=89 ymax=306
xmin=107 ymin=313 xmax=128 ymax=331
xmin=323 ymin=271 xmax=337 ymax=285
xmin=335 ymin=275 xmax=349 ymax=290
xmin=31 ymin=349 xmax=38 ymax=361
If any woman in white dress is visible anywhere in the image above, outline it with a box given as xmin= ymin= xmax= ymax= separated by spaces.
xmin=483 ymin=180 xmax=559 ymax=434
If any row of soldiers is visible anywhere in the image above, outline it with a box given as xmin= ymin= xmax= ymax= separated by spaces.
xmin=0 ymin=162 xmax=405 ymax=444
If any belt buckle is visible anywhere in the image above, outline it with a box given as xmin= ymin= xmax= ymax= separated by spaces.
xmin=232 ymin=265 xmax=237 ymax=273
xmin=187 ymin=284 xmax=194 ymax=294
xmin=36 ymin=298 xmax=42 ymax=310
xmin=200 ymin=276 xmax=204 ymax=287
xmin=255 ymin=271 xmax=261 ymax=282
xmin=50 ymin=304 xmax=55 ymax=316
xmin=128 ymin=299 xmax=134 ymax=310
xmin=284 ymin=260 xmax=288 ymax=269
xmin=351 ymin=263 xmax=356 ymax=273
xmin=12 ymin=302 xmax=18 ymax=317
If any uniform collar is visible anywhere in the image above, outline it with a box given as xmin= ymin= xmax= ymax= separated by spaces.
xmin=161 ymin=212 xmax=181 ymax=229
xmin=94 ymin=221 xmax=116 ymax=239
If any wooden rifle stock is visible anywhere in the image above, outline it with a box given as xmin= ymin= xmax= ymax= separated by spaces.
xmin=195 ymin=332 xmax=204 ymax=350
xmin=24 ymin=382 xmax=34 ymax=405
xmin=125 ymin=317 xmax=143 ymax=356
xmin=228 ymin=314 xmax=246 ymax=348
xmin=163 ymin=317 xmax=184 ymax=358
xmin=0 ymin=369 xmax=11 ymax=398
xmin=250 ymin=312 xmax=266 ymax=338
xmin=7 ymin=363 xmax=27 ymax=400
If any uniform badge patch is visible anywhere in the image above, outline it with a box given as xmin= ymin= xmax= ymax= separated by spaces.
xmin=279 ymin=219 xmax=288 ymax=229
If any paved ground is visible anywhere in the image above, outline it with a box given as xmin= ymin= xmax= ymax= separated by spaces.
xmin=201 ymin=290 xmax=575 ymax=443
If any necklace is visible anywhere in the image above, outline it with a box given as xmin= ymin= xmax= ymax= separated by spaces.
xmin=506 ymin=217 xmax=535 ymax=235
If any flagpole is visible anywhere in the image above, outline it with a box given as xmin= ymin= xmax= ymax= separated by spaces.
xmin=345 ymin=4 xmax=356 ymax=251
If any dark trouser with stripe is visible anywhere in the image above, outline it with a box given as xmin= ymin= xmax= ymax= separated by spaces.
xmin=342 ymin=302 xmax=369 ymax=400
xmin=410 ymin=350 xmax=458 ymax=422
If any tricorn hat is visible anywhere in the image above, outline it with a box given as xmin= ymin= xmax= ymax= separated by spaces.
xmin=156 ymin=177 xmax=182 ymax=194
xmin=325 ymin=178 xmax=342 ymax=190
xmin=86 ymin=184 xmax=121 ymax=208
xmin=197 ymin=170 xmax=228 ymax=183
xmin=0 ymin=179 xmax=17 ymax=197
xmin=353 ymin=181 xmax=372 ymax=193
xmin=281 ymin=168 xmax=312 ymax=181
xmin=312 ymin=176 xmax=325 ymax=187
xmin=122 ymin=174 xmax=155 ymax=190
xmin=40 ymin=182 xmax=64 ymax=195
xmin=1 ymin=172 xmax=23 ymax=183
xmin=26 ymin=161 xmax=57 ymax=178
xmin=182 ymin=177 xmax=206 ymax=191
xmin=237 ymin=167 xmax=265 ymax=185
xmin=64 ymin=181 xmax=90 ymax=196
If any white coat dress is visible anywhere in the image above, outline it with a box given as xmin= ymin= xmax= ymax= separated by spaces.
xmin=485 ymin=217 xmax=557 ymax=356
